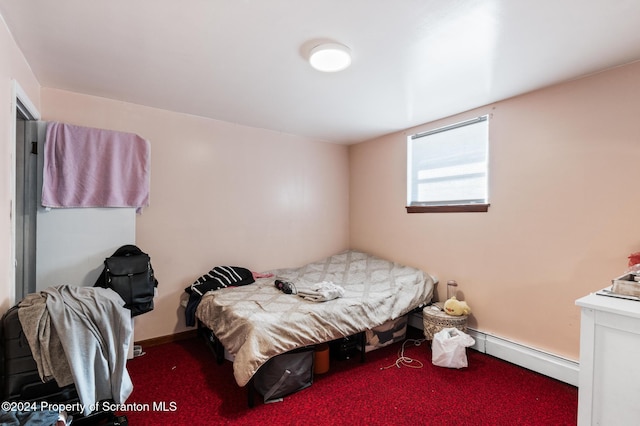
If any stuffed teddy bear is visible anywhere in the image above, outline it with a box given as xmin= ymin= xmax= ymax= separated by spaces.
xmin=443 ymin=296 xmax=471 ymax=316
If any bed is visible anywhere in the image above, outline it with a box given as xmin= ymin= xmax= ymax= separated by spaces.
xmin=195 ymin=250 xmax=435 ymax=388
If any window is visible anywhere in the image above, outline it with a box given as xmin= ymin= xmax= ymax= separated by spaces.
xmin=407 ymin=115 xmax=489 ymax=213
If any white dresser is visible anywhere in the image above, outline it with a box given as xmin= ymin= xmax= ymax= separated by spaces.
xmin=575 ymin=292 xmax=640 ymax=425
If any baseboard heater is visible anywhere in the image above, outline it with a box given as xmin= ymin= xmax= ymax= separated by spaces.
xmin=408 ymin=314 xmax=579 ymax=387
xmin=465 ymin=328 xmax=579 ymax=387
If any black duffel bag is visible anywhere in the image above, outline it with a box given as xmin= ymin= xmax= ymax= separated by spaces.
xmin=94 ymin=245 xmax=158 ymax=317
xmin=253 ymin=346 xmax=314 ymax=403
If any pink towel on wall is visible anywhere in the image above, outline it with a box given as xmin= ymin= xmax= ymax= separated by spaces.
xmin=42 ymin=122 xmax=150 ymax=213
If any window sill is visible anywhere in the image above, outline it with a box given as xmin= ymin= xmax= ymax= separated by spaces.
xmin=406 ymin=204 xmax=490 ymax=213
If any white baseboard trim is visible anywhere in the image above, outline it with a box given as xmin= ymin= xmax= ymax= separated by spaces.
xmin=466 ymin=328 xmax=579 ymax=387
xmin=408 ymin=312 xmax=579 ymax=386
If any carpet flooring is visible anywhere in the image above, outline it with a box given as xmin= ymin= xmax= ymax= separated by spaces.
xmin=122 ymin=328 xmax=578 ymax=425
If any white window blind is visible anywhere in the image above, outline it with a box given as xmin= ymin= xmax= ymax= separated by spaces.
xmin=407 ymin=116 xmax=488 ymax=206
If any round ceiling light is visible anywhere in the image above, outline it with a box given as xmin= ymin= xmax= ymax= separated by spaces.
xmin=309 ymin=43 xmax=352 ymax=72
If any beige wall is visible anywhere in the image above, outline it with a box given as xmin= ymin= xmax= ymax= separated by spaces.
xmin=0 ymin=17 xmax=41 ymax=313
xmin=40 ymin=88 xmax=350 ymax=340
xmin=349 ymin=60 xmax=640 ymax=361
xmin=4 ymin=12 xmax=640 ymax=361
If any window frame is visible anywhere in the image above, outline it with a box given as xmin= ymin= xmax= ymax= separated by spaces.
xmin=406 ymin=115 xmax=490 ymax=214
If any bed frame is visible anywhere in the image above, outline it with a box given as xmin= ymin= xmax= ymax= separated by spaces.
xmin=192 ymin=250 xmax=434 ymax=406
xmin=197 ymin=320 xmax=366 ymax=407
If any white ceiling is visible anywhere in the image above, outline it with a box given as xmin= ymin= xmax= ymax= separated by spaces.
xmin=2 ymin=0 xmax=640 ymax=144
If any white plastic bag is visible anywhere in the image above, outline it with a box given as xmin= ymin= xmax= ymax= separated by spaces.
xmin=431 ymin=327 xmax=475 ymax=369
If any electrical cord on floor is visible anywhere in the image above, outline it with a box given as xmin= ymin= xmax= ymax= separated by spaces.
xmin=379 ymin=338 xmax=427 ymax=370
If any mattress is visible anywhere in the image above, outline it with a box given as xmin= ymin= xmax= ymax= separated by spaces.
xmin=196 ymin=250 xmax=435 ymax=386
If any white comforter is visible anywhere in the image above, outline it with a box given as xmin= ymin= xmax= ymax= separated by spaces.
xmin=196 ymin=250 xmax=435 ymax=387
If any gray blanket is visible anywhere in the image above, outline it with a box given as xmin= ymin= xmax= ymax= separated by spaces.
xmin=19 ymin=285 xmax=133 ymax=415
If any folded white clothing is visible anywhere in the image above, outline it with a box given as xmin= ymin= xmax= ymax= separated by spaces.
xmin=297 ymin=281 xmax=345 ymax=302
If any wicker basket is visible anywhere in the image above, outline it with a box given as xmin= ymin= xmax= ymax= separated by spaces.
xmin=422 ymin=306 xmax=468 ymax=340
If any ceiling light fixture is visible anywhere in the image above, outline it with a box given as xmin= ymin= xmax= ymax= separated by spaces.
xmin=309 ymin=43 xmax=352 ymax=72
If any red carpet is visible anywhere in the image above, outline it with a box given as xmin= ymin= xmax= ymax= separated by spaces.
xmin=122 ymin=329 xmax=577 ymax=425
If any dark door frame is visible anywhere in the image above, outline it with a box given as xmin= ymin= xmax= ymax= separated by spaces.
xmin=12 ymin=81 xmax=41 ymax=302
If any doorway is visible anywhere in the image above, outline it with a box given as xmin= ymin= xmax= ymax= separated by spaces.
xmin=14 ymin=93 xmax=40 ymax=302
xmin=11 ymin=80 xmax=40 ymax=303
xmin=11 ymin=84 xmax=135 ymax=300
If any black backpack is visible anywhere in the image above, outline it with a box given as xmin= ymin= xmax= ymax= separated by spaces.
xmin=94 ymin=245 xmax=158 ymax=317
